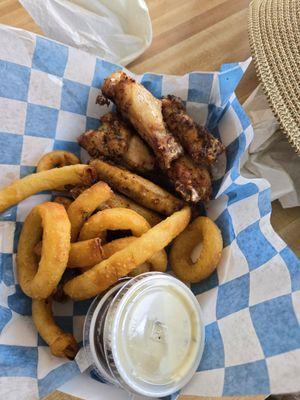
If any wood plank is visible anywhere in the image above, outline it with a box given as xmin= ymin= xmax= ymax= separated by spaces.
xmin=130 ymin=0 xmax=250 ymax=64
xmin=44 ymin=391 xmax=268 ymax=400
xmin=182 ymin=397 xmax=267 ymax=400
xmin=151 ymin=0 xmax=226 ymax=36
xmin=129 ymin=1 xmax=258 ymax=103
xmin=44 ymin=391 xmax=82 ymax=400
xmin=0 ymin=0 xmax=42 ymax=34
xmin=131 ymin=9 xmax=250 ymax=73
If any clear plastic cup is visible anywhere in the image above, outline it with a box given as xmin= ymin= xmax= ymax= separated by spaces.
xmin=83 ymin=272 xmax=205 ymax=397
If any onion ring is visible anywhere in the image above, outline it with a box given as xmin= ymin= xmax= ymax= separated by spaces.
xmin=90 ymin=159 xmax=183 ymax=215
xmin=36 ymin=236 xmax=166 ymax=272
xmin=170 ymin=216 xmax=223 ymax=283
xmin=80 ymin=237 xmax=165 ymax=274
xmin=53 ymin=196 xmax=73 ymax=210
xmin=36 ymin=151 xmax=80 ymax=172
xmin=0 ymin=164 xmax=96 ymax=213
xmin=67 ymin=181 xmax=112 ymax=241
xmin=98 ymin=193 xmax=162 ymax=226
xmin=78 ymin=207 xmax=150 ymax=241
xmin=34 ymin=238 xmax=103 ymax=269
xmin=67 ymin=238 xmax=103 ymax=268
xmin=64 ymin=206 xmax=191 ymax=300
xmin=32 ymin=298 xmax=78 ymax=359
xmin=17 ymin=202 xmax=71 ymax=299
xmin=102 ymin=237 xmax=167 ymax=274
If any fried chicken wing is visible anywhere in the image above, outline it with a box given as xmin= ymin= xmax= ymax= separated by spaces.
xmin=79 ymin=113 xmax=211 ymax=203
xmin=96 ymin=73 xmax=212 ymax=203
xmin=101 ymin=71 xmax=183 ymax=170
xmin=78 ymin=112 xmax=155 ymax=173
xmin=162 ymin=95 xmax=224 ymax=165
xmin=167 ymin=156 xmax=211 ymax=202
xmin=79 ymin=116 xmax=211 ymax=202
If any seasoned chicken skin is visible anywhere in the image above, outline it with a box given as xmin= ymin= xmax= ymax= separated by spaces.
xmin=101 ymin=71 xmax=183 ymax=170
xmin=167 ymin=156 xmax=211 ymax=202
xmin=98 ymin=73 xmax=213 ymax=203
xmin=79 ymin=114 xmax=211 ymax=202
xmin=162 ymin=95 xmax=224 ymax=165
xmin=78 ymin=112 xmax=155 ymax=173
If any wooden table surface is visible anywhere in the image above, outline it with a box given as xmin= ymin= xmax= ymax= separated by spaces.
xmin=0 ymin=1 xmax=299 ymax=399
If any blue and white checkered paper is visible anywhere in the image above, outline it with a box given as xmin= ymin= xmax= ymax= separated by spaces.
xmin=0 ymin=25 xmax=299 ymax=400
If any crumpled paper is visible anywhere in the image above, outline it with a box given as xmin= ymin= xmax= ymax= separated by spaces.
xmin=19 ymin=0 xmax=152 ymax=66
xmin=242 ymin=86 xmax=300 ymax=208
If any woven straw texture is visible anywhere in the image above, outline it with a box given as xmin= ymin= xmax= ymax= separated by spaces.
xmin=248 ymin=0 xmax=300 ymax=153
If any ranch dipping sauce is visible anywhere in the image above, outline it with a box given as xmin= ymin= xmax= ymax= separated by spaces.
xmin=84 ymin=272 xmax=205 ymax=397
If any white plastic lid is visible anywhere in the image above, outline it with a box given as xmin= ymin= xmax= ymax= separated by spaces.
xmin=103 ymin=273 xmax=205 ymax=397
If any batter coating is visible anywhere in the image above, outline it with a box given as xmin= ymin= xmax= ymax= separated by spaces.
xmin=170 ymin=216 xmax=223 ymax=283
xmin=17 ymin=202 xmax=71 ymax=299
xmin=36 ymin=150 xmax=80 ymax=172
xmin=32 ymin=298 xmax=78 ymax=359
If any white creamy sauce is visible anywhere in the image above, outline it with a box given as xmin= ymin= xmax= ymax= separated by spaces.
xmin=114 ymin=280 xmax=201 ymax=388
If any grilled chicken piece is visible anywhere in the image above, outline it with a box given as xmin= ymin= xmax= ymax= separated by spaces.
xmin=79 ymin=114 xmax=211 ymax=202
xmin=78 ymin=112 xmax=155 ymax=173
xmin=79 ymin=113 xmax=211 ymax=203
xmin=162 ymin=95 xmax=224 ymax=165
xmin=167 ymin=156 xmax=211 ymax=202
xmin=101 ymin=71 xmax=183 ymax=170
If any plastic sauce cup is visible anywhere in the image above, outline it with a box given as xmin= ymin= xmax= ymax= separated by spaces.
xmin=83 ymin=272 xmax=205 ymax=398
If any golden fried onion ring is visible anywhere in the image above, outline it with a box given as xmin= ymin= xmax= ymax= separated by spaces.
xmin=36 ymin=150 xmax=80 ymax=172
xmin=67 ymin=238 xmax=103 ymax=268
xmin=90 ymin=159 xmax=183 ymax=216
xmin=64 ymin=206 xmax=191 ymax=300
xmin=35 ymin=236 xmax=166 ymax=273
xmin=17 ymin=202 xmax=71 ymax=299
xmin=78 ymin=207 xmax=150 ymax=241
xmin=170 ymin=216 xmax=223 ymax=283
xmin=99 ymin=192 xmax=162 ymax=226
xmin=32 ymin=298 xmax=78 ymax=359
xmin=0 ymin=164 xmax=95 ymax=213
xmin=67 ymin=181 xmax=112 ymax=241
xmin=34 ymin=238 xmax=103 ymax=269
xmin=102 ymin=237 xmax=167 ymax=274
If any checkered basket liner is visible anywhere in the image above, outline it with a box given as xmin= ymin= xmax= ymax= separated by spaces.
xmin=0 ymin=25 xmax=299 ymax=400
